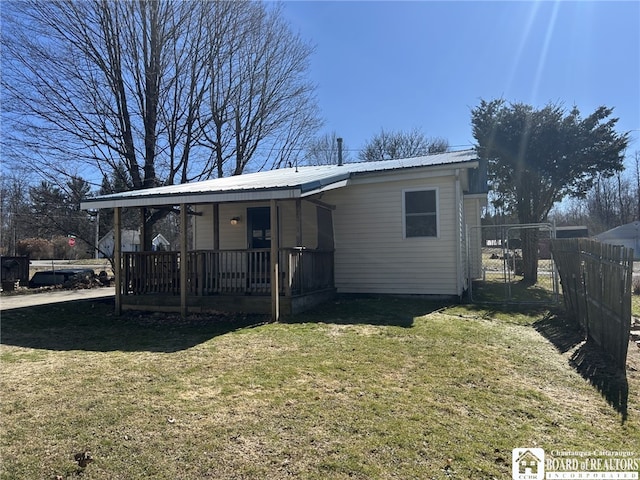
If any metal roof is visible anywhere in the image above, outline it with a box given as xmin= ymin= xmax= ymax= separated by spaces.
xmin=594 ymin=221 xmax=640 ymax=241
xmin=81 ymin=149 xmax=478 ymax=209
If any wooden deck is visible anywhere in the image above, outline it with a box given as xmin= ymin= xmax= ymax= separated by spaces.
xmin=120 ymin=248 xmax=335 ymax=315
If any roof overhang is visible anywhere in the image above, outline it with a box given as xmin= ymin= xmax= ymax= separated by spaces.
xmin=81 ymin=186 xmax=303 ymax=210
xmin=80 ymin=150 xmax=481 ymax=210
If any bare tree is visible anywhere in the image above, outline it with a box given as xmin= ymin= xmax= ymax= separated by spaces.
xmin=304 ymin=132 xmax=352 ymax=166
xmin=551 ymin=150 xmax=640 ymax=234
xmin=0 ymin=174 xmax=31 ymax=256
xmin=427 ymin=137 xmax=450 ymax=154
xmin=358 ymin=128 xmax=449 ymax=162
xmin=200 ymin=2 xmax=320 ymax=177
xmin=2 ymin=1 xmax=320 ymax=247
xmin=586 ymin=170 xmax=635 ymax=231
xmin=634 ymin=150 xmax=640 ymax=220
xmin=615 ymin=170 xmax=634 ymax=225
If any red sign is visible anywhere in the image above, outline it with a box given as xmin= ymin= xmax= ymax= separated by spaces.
xmin=68 ymin=237 xmax=76 ymax=247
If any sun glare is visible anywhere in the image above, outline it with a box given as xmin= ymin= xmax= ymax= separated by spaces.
xmin=505 ymin=1 xmax=540 ymax=97
xmin=530 ymin=0 xmax=561 ymax=106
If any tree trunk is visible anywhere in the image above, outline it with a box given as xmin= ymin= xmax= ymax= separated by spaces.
xmin=520 ymin=229 xmax=539 ymax=285
xmin=140 ymin=207 xmax=155 ymax=251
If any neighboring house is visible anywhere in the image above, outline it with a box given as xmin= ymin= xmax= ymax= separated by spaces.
xmin=152 ymin=234 xmax=171 ymax=251
xmin=81 ymin=150 xmax=488 ymax=318
xmin=594 ymin=221 xmax=640 ymax=260
xmin=98 ymin=229 xmax=141 ymax=258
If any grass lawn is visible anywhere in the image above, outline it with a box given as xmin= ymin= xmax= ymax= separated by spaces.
xmin=1 ymin=296 xmax=638 ymax=479
xmin=633 ymin=294 xmax=640 ymax=318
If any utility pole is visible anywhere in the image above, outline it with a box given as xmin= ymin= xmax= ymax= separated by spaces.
xmin=94 ymin=210 xmax=100 ymax=259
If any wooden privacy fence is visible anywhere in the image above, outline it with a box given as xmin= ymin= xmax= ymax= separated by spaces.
xmin=550 ymin=238 xmax=633 ymax=370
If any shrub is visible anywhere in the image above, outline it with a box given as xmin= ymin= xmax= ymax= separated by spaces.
xmin=16 ymin=237 xmax=53 ymax=259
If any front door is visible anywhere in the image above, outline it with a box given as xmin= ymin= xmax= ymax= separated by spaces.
xmin=247 ymin=207 xmax=271 ymax=290
xmin=247 ymin=207 xmax=271 ymax=249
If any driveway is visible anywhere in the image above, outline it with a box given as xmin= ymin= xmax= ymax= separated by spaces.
xmin=0 ymin=287 xmax=115 ymax=311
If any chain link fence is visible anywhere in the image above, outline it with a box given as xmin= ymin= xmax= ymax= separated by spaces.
xmin=467 ymin=223 xmax=559 ymax=304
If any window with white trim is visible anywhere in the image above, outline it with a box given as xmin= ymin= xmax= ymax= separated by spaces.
xmin=404 ymin=189 xmax=438 ymax=238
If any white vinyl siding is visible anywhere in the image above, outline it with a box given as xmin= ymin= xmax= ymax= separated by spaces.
xmin=279 ymin=200 xmax=320 ymax=248
xmin=194 ymin=200 xmax=321 ymax=250
xmin=324 ymin=176 xmax=460 ymax=296
xmin=193 ymin=204 xmax=247 ymax=249
xmin=192 ymin=173 xmax=471 ymax=296
xmin=193 ymin=205 xmax=213 ymax=250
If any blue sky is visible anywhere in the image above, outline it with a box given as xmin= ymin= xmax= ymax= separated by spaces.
xmin=281 ymin=1 xmax=640 ymax=156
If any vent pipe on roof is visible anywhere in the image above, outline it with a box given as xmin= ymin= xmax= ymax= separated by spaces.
xmin=337 ymin=137 xmax=343 ymax=166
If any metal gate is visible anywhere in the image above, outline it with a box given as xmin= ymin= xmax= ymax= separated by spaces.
xmin=467 ymin=223 xmax=559 ymax=304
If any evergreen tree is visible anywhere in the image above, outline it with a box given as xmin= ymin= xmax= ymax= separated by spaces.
xmin=472 ymin=99 xmax=628 ymax=283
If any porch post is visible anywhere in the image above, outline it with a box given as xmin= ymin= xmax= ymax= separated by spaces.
xmin=114 ymin=206 xmax=122 ymax=315
xmin=213 ymin=203 xmax=220 ymax=251
xmin=295 ymin=198 xmax=302 ymax=246
xmin=140 ymin=208 xmax=146 ymax=251
xmin=180 ymin=203 xmax=188 ymax=318
xmin=270 ymin=199 xmax=280 ymax=321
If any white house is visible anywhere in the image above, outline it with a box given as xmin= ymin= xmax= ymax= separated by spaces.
xmin=81 ymin=150 xmax=488 ymax=317
xmin=594 ymin=221 xmax=640 ymax=260
xmin=152 ymin=233 xmax=171 ymax=251
xmin=98 ymin=229 xmax=141 ymax=258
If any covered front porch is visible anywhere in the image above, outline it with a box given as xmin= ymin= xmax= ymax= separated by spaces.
xmin=106 ymin=193 xmax=337 ymax=320
xmin=119 ymin=247 xmax=335 ymax=316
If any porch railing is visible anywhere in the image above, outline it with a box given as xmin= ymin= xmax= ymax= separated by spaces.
xmin=122 ymin=248 xmax=334 ymax=297
xmin=123 ymin=251 xmax=181 ymax=295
